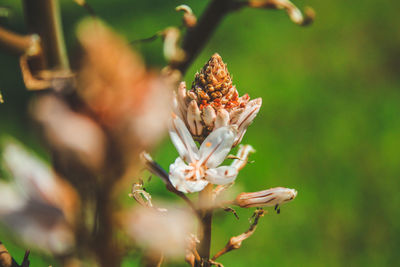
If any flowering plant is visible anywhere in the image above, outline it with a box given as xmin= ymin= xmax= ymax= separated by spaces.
xmin=0 ymin=0 xmax=313 ymax=266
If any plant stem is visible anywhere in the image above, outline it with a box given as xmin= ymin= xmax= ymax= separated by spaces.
xmin=174 ymin=0 xmax=243 ymax=74
xmin=22 ymin=0 xmax=69 ymax=73
xmin=0 ymin=26 xmax=39 ymax=56
xmin=197 ymin=184 xmax=214 ymax=264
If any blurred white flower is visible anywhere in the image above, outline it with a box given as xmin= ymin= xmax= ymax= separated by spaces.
xmin=168 ymin=114 xmax=238 ymax=193
xmin=125 ymin=206 xmax=195 ymax=258
xmin=0 ymin=141 xmax=78 ymax=254
xmin=31 ymin=95 xmax=106 ymax=171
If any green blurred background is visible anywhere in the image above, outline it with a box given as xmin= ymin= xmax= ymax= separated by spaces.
xmin=1 ymin=0 xmax=400 ymax=266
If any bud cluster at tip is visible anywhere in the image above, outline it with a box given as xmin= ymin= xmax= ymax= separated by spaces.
xmin=191 ymin=53 xmax=236 ymax=109
xmin=174 ymin=53 xmax=262 ymax=145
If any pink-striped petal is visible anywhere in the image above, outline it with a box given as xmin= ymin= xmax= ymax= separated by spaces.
xmin=198 ymin=126 xmax=236 ymax=168
xmin=205 ymin=166 xmax=238 ymax=185
xmin=169 ymin=113 xmax=199 ymax=163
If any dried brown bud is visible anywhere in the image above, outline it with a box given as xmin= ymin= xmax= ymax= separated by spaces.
xmin=176 ymin=5 xmax=197 ymax=28
xmin=191 ymin=53 xmax=234 ymax=109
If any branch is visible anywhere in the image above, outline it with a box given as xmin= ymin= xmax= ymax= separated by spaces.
xmin=0 ymin=26 xmax=40 ymax=56
xmin=172 ymin=0 xmax=242 ymax=73
xmin=172 ymin=0 xmax=314 ymax=74
xmin=22 ymin=0 xmax=70 ymax=72
xmin=140 ymin=152 xmax=199 ymax=216
xmin=212 ymin=208 xmax=265 ymax=260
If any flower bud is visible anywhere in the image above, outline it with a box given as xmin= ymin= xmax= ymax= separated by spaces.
xmin=174 ymin=53 xmax=262 ymax=145
xmin=234 ymin=187 xmax=297 ymax=208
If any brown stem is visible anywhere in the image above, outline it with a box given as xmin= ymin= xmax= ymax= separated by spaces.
xmin=172 ymin=0 xmax=313 ymax=74
xmin=93 ymin=187 xmax=122 ymax=267
xmin=22 ymin=0 xmax=70 ymax=72
xmin=173 ymin=0 xmax=244 ymax=74
xmin=212 ymin=209 xmax=265 ymax=261
xmin=0 ymin=26 xmax=40 ymax=56
xmin=197 ymin=184 xmax=214 ymax=264
xmin=141 ymin=152 xmax=200 ymax=218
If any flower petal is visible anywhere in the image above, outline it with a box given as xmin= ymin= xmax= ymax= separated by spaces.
xmin=173 ymin=91 xmax=186 ymax=121
xmin=214 ymin=109 xmax=230 ymax=129
xmin=231 ymin=144 xmax=255 ymax=171
xmin=229 ymin=107 xmax=244 ymax=125
xmin=2 ymin=142 xmax=59 ymax=202
xmin=198 ymin=126 xmax=236 ymax=168
xmin=177 ymin=82 xmax=188 ymax=120
xmin=169 ymin=158 xmax=208 ymax=193
xmin=234 ymin=98 xmax=262 ymax=146
xmin=169 ymin=113 xmax=199 ymax=163
xmin=187 ymin=100 xmax=203 ymax=136
xmin=202 ymin=105 xmax=216 ymax=127
xmin=205 ymin=166 xmax=238 ymax=185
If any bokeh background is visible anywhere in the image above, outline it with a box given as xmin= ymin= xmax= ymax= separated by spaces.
xmin=1 ymin=0 xmax=400 ymax=266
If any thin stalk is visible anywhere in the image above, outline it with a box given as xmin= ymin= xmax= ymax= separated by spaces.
xmin=174 ymin=0 xmax=243 ymax=74
xmin=197 ymin=184 xmax=214 ymax=264
xmin=22 ymin=0 xmax=69 ymax=73
xmin=0 ymin=26 xmax=39 ymax=56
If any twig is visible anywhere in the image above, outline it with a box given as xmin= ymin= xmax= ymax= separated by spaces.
xmin=212 ymin=209 xmax=265 ymax=260
xmin=172 ymin=0 xmax=242 ymax=73
xmin=73 ymin=0 xmax=97 ymax=17
xmin=20 ymin=251 xmax=30 ymax=267
xmin=0 ymin=26 xmax=40 ymax=56
xmin=130 ymin=33 xmax=160 ymax=45
xmin=246 ymin=0 xmax=315 ymax=26
xmin=172 ymin=0 xmax=314 ymax=74
xmin=176 ymin=5 xmax=197 ymax=28
xmin=22 ymin=0 xmax=70 ymax=72
xmin=140 ymin=152 xmax=199 ymax=217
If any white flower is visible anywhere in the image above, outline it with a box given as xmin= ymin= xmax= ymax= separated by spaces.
xmin=0 ymin=141 xmax=77 ymax=254
xmin=168 ymin=114 xmax=239 ymax=193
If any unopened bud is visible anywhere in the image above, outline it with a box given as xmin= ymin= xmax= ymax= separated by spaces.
xmin=234 ymin=187 xmax=297 ymax=208
xmin=176 ymin=5 xmax=197 ymax=28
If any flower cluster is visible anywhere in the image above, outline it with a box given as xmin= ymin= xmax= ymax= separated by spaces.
xmin=168 ymin=54 xmax=264 ymax=193
xmin=173 ymin=53 xmax=262 ymax=146
xmin=167 ymin=54 xmax=298 ymax=214
xmin=140 ymin=53 xmax=298 ymax=264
